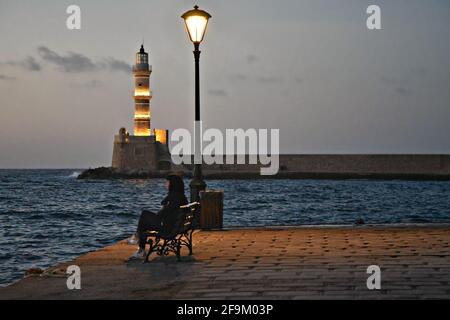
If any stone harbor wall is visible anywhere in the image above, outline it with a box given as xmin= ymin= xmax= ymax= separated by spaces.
xmin=277 ymin=154 xmax=450 ymax=175
xmin=199 ymin=154 xmax=450 ymax=179
xmin=80 ymin=153 xmax=450 ymax=180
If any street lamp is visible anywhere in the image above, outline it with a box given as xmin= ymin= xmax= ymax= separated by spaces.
xmin=182 ymin=5 xmax=211 ymax=202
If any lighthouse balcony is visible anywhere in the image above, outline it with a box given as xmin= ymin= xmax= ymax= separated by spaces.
xmin=133 ymin=65 xmax=152 ymax=73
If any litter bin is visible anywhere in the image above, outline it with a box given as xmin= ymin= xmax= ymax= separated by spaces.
xmin=199 ymin=190 xmax=224 ymax=230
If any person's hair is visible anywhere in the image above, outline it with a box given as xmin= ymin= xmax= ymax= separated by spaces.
xmin=166 ymin=175 xmax=185 ymax=194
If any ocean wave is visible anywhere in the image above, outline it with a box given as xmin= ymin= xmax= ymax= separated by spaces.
xmin=67 ymin=171 xmax=81 ymax=178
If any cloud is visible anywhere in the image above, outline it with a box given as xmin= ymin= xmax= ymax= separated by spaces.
xmin=6 ymin=56 xmax=41 ymax=71
xmin=101 ymin=57 xmax=131 ymax=73
xmin=380 ymin=75 xmax=398 ymax=85
xmin=410 ymin=67 xmax=427 ymax=77
xmin=0 ymin=74 xmax=16 ymax=81
xmin=229 ymin=74 xmax=247 ymax=81
xmin=228 ymin=73 xmax=285 ymax=84
xmin=395 ymin=87 xmax=412 ymax=96
xmin=37 ymin=46 xmax=130 ymax=73
xmin=208 ymin=89 xmax=228 ymax=97
xmin=247 ymin=54 xmax=259 ymax=64
xmin=38 ymin=46 xmax=96 ymax=73
xmin=70 ymin=80 xmax=103 ymax=88
xmin=24 ymin=57 xmax=42 ymax=71
xmin=295 ymin=77 xmax=303 ymax=84
xmin=257 ymin=76 xmax=283 ymax=84
xmin=380 ymin=75 xmax=412 ymax=96
xmin=86 ymin=80 xmax=102 ymax=88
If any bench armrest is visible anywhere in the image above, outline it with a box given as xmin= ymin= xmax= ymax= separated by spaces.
xmin=180 ymin=202 xmax=200 ymax=210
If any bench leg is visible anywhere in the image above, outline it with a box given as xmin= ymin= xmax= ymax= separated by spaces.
xmin=145 ymin=239 xmax=154 ymax=263
xmin=188 ymin=231 xmax=194 ymax=256
xmin=176 ymin=241 xmax=181 ymax=261
xmin=160 ymin=240 xmax=168 ymax=256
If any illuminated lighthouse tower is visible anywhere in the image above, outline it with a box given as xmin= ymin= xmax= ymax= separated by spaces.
xmin=133 ymin=45 xmax=152 ymax=136
xmin=111 ymin=43 xmax=170 ymax=173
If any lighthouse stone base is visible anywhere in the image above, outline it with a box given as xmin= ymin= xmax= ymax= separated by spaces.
xmin=111 ymin=133 xmax=171 ymax=174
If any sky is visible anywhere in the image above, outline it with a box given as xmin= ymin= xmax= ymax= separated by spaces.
xmin=0 ymin=0 xmax=449 ymax=168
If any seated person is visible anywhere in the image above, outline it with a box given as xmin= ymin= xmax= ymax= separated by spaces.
xmin=129 ymin=174 xmax=188 ymax=259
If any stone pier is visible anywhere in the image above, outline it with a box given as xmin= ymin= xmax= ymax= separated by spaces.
xmin=1 ymin=226 xmax=449 ymax=300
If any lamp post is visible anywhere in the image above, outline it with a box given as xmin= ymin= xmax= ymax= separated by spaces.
xmin=182 ymin=5 xmax=211 ymax=203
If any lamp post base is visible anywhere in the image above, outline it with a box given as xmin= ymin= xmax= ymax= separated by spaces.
xmin=190 ymin=178 xmax=207 ymax=203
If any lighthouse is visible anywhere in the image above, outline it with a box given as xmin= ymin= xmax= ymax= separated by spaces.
xmin=111 ymin=43 xmax=170 ymax=173
xmin=133 ymin=45 xmax=152 ymax=136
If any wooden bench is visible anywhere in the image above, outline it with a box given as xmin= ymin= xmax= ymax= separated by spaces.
xmin=145 ymin=202 xmax=200 ymax=262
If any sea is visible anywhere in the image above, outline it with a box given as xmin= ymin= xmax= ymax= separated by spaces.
xmin=1 ymin=169 xmax=450 ymax=287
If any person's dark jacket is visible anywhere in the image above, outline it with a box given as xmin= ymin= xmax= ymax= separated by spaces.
xmin=157 ymin=191 xmax=188 ymax=234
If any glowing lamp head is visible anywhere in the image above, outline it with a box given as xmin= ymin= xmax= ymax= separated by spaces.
xmin=181 ymin=5 xmax=211 ymax=44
